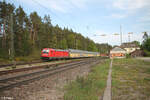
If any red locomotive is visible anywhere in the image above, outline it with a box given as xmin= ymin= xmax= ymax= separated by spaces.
xmin=41 ymin=48 xmax=69 ymax=60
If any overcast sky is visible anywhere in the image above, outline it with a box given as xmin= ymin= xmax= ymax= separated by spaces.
xmin=6 ymin=0 xmax=150 ymax=46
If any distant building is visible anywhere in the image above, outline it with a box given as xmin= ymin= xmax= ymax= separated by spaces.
xmin=120 ymin=43 xmax=140 ymax=54
xmin=130 ymin=50 xmax=145 ymax=57
xmin=110 ymin=47 xmax=126 ymax=58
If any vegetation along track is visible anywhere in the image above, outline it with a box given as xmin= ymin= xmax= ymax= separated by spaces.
xmin=0 ymin=58 xmax=90 ymax=75
xmin=0 ymin=60 xmax=42 ymax=68
xmin=0 ymin=58 xmax=102 ymax=92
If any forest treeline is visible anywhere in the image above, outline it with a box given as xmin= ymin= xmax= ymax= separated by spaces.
xmin=0 ymin=1 xmax=112 ymax=60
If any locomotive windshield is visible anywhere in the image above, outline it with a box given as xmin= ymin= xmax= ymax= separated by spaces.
xmin=42 ymin=49 xmax=49 ymax=53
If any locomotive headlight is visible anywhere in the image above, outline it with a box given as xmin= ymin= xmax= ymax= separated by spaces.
xmin=46 ymin=50 xmax=49 ymax=52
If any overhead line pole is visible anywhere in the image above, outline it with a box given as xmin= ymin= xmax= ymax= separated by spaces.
xmin=10 ymin=14 xmax=16 ymax=68
xmin=128 ymin=33 xmax=130 ymax=43
xmin=120 ymin=25 xmax=122 ymax=45
xmin=128 ymin=32 xmax=133 ymax=43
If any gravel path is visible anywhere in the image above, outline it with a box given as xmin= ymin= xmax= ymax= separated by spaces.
xmin=102 ymin=59 xmax=113 ymax=100
xmin=136 ymin=57 xmax=150 ymax=62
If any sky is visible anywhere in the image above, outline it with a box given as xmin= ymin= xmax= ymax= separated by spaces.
xmin=5 ymin=0 xmax=150 ymax=46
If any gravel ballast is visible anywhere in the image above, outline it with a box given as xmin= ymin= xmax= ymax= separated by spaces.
xmin=0 ymin=60 xmax=101 ymax=100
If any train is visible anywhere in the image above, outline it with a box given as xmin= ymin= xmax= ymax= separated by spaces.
xmin=41 ymin=48 xmax=100 ymax=60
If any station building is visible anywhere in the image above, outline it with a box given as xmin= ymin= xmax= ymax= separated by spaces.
xmin=110 ymin=47 xmax=126 ymax=58
xmin=120 ymin=43 xmax=140 ymax=54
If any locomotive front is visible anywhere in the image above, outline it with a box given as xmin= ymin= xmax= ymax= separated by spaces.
xmin=41 ymin=48 xmax=50 ymax=60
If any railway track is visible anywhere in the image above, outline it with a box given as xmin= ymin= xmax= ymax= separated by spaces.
xmin=0 ymin=59 xmax=90 ymax=75
xmin=0 ymin=58 xmax=92 ymax=68
xmin=0 ymin=58 xmax=100 ymax=92
xmin=0 ymin=58 xmax=90 ymax=75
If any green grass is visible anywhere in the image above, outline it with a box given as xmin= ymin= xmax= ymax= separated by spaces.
xmin=64 ymin=59 xmax=110 ymax=100
xmin=112 ymin=58 xmax=150 ymax=100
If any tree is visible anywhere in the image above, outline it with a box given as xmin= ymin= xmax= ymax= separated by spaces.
xmin=141 ymin=32 xmax=150 ymax=56
xmin=30 ymin=12 xmax=42 ymax=45
xmin=14 ymin=6 xmax=32 ymax=56
xmin=61 ymin=39 xmax=68 ymax=49
xmin=132 ymin=41 xmax=140 ymax=46
xmin=143 ymin=32 xmax=148 ymax=41
xmin=96 ymin=43 xmax=112 ymax=54
xmin=0 ymin=1 xmax=15 ymax=58
xmin=52 ymin=34 xmax=57 ymax=48
xmin=66 ymin=33 xmax=75 ymax=49
xmin=38 ymin=15 xmax=52 ymax=49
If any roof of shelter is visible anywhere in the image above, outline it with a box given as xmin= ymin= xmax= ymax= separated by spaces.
xmin=111 ymin=47 xmax=126 ymax=52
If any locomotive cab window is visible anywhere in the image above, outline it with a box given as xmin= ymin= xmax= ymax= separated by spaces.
xmin=43 ymin=49 xmax=49 ymax=53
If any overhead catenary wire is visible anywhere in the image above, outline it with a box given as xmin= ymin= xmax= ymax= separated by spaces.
xmin=7 ymin=0 xmax=92 ymax=35
xmin=31 ymin=0 xmax=66 ymax=27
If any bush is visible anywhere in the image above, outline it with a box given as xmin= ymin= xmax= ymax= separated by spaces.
xmin=126 ymin=54 xmax=131 ymax=58
xmin=144 ymin=50 xmax=150 ymax=57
